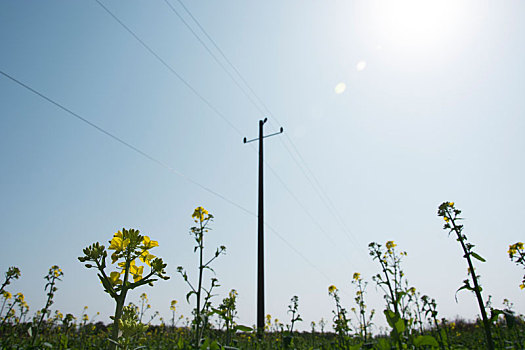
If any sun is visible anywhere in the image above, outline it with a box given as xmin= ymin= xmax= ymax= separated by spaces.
xmin=361 ymin=0 xmax=469 ymax=54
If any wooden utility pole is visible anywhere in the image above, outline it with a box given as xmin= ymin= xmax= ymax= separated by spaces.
xmin=243 ymin=118 xmax=283 ymax=338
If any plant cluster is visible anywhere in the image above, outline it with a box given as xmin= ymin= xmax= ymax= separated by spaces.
xmin=1 ymin=203 xmax=524 ymax=349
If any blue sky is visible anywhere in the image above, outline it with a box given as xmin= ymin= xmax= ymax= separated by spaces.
xmin=1 ymin=0 xmax=524 ymax=331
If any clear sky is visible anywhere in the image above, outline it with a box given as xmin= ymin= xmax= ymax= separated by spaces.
xmin=1 ymin=0 xmax=524 ymax=332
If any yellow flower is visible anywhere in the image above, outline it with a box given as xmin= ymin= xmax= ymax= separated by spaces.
xmin=353 ymin=272 xmax=361 ymax=281
xmin=129 ymin=260 xmax=144 ymax=282
xmin=139 ymin=251 xmax=156 ymax=266
xmin=517 ymin=242 xmax=524 ymax=250
xmin=109 ymin=271 xmax=122 ymax=286
xmin=449 ymin=202 xmax=455 ymax=207
xmin=109 ymin=231 xmax=130 ymax=252
xmin=328 ymin=285 xmax=337 ymax=294
xmin=386 ymin=241 xmax=396 ymax=249
xmin=192 ymin=206 xmax=209 ymax=222
xmin=15 ymin=293 xmax=24 ymax=302
xmin=82 ymin=314 xmax=89 ymax=321
xmin=142 ymin=236 xmax=159 ymax=250
xmin=170 ymin=300 xmax=177 ymax=311
xmin=444 ymin=216 xmax=450 ymax=222
xmin=520 ymin=283 xmax=525 ymax=290
xmin=2 ymin=291 xmax=12 ymax=300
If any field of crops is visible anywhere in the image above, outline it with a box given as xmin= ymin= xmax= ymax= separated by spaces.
xmin=1 ymin=203 xmax=524 ymax=349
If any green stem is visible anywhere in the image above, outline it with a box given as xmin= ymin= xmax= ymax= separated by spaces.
xmin=0 ymin=301 xmax=16 ymax=328
xmin=110 ymin=292 xmax=127 ymax=350
xmin=195 ymin=221 xmax=204 ymax=348
xmin=448 ymin=210 xmax=494 ymax=350
xmin=432 ymin=315 xmax=446 ymax=350
xmin=32 ymin=277 xmax=57 ymax=346
xmin=359 ymin=284 xmax=367 ymax=341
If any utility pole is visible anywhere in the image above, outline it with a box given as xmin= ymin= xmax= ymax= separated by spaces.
xmin=243 ymin=118 xmax=283 ymax=338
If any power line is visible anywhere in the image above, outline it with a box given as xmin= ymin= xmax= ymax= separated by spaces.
xmin=169 ymin=0 xmax=366 ymax=255
xmin=264 ymin=162 xmax=362 ymax=269
xmin=173 ymin=0 xmax=271 ymax=115
xmin=162 ymin=0 xmax=264 ymax=116
xmin=169 ymin=0 xmax=366 ymax=262
xmin=0 ymin=68 xmax=338 ymax=286
xmin=0 ymin=69 xmax=251 ymax=217
xmin=281 ymin=134 xmax=365 ymax=249
xmin=94 ymin=0 xmax=365 ymax=270
xmin=94 ymin=0 xmax=244 ymax=137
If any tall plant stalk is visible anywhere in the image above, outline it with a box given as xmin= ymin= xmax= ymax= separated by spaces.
xmin=178 ymin=207 xmax=225 ymax=348
xmin=438 ymin=201 xmax=494 ymax=350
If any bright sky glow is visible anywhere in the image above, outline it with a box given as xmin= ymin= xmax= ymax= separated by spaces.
xmin=356 ymin=60 xmax=367 ymax=71
xmin=334 ymin=82 xmax=346 ymax=94
xmin=375 ymin=1 xmax=466 ymax=44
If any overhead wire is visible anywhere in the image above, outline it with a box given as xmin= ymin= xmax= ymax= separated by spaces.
xmin=172 ymin=0 xmax=272 ymax=115
xmin=162 ymin=0 xmax=263 ymax=116
xmin=94 ymin=0 xmax=365 ymax=271
xmin=0 ymin=69 xmax=251 ymax=217
xmin=94 ymin=0 xmax=244 ymax=138
xmin=0 ymin=68 xmax=337 ymax=286
xmin=167 ymin=0 xmax=368 ymax=259
xmin=165 ymin=0 xmax=363 ymax=269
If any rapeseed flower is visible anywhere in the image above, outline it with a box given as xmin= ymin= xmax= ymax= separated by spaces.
xmin=328 ymin=285 xmax=337 ymax=294
xmin=109 ymin=271 xmax=122 ymax=286
xmin=129 ymin=260 xmax=144 ymax=282
xmin=192 ymin=206 xmax=209 ymax=222
xmin=508 ymin=242 xmax=524 ymax=258
xmin=15 ymin=293 xmax=24 ymax=303
xmin=386 ymin=241 xmax=396 ymax=250
xmin=139 ymin=251 xmax=156 ymax=266
xmin=109 ymin=231 xmax=130 ymax=252
xmin=142 ymin=236 xmax=159 ymax=250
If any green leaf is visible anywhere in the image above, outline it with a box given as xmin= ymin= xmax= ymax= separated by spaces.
xmin=440 ymin=328 xmax=449 ymax=345
xmin=394 ymin=317 xmax=405 ymax=334
xmin=384 ymin=310 xmax=397 ymax=328
xmin=376 ymin=338 xmax=392 ymax=350
xmin=455 ymin=281 xmax=474 ymax=302
xmin=471 ymin=252 xmax=486 ymax=262
xmin=177 ymin=336 xmax=185 ymax=348
xmin=209 ymin=340 xmax=220 ymax=350
xmin=186 ymin=290 xmax=196 ymax=303
xmin=234 ymin=325 xmax=253 ymax=332
xmin=414 ymin=335 xmax=439 ymax=347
